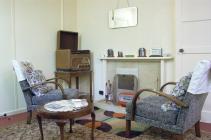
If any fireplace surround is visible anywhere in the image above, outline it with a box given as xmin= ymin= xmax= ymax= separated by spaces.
xmin=100 ymin=57 xmax=173 ymax=101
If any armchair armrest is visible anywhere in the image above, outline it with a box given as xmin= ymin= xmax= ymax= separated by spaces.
xmin=160 ymin=82 xmax=176 ymax=92
xmin=131 ymin=89 xmax=188 ymax=120
xmin=22 ymin=81 xmax=67 ymax=99
xmin=46 ymin=77 xmax=70 ymax=85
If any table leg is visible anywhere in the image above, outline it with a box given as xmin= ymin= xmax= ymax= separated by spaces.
xmin=69 ymin=119 xmax=74 ymax=133
xmin=68 ymin=75 xmax=71 ymax=88
xmin=91 ymin=112 xmax=95 ymax=140
xmin=37 ymin=115 xmax=44 ymax=140
xmin=56 ymin=121 xmax=66 ymax=140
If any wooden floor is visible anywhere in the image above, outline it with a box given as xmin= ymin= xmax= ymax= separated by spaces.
xmin=0 ymin=112 xmax=28 ymax=127
xmin=0 ymin=112 xmax=211 ymax=133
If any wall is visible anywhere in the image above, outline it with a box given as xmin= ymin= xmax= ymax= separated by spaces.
xmin=0 ymin=0 xmax=77 ymax=115
xmin=63 ymin=0 xmax=77 ymax=31
xmin=0 ymin=0 xmax=16 ymax=114
xmin=77 ymin=0 xmax=175 ymax=100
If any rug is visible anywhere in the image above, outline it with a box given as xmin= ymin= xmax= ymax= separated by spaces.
xmin=1 ymin=118 xmax=211 ymax=140
xmin=75 ymin=107 xmax=149 ymax=138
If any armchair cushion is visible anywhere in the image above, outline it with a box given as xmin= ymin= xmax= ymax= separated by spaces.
xmin=171 ymin=73 xmax=192 ymax=97
xmin=126 ymin=96 xmax=179 ymax=125
xmin=32 ymin=88 xmax=79 ymax=105
xmin=20 ymin=61 xmax=53 ymax=96
xmin=21 ymin=61 xmax=34 ymax=74
xmin=161 ymin=73 xmax=192 ymax=112
xmin=25 ymin=70 xmax=53 ymax=96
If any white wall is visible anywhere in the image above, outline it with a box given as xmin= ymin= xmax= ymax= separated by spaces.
xmin=0 ymin=0 xmax=16 ymax=114
xmin=63 ymin=0 xmax=77 ymax=31
xmin=0 ymin=0 xmax=77 ymax=115
xmin=77 ymin=0 xmax=175 ymax=100
xmin=14 ymin=0 xmax=62 ymax=110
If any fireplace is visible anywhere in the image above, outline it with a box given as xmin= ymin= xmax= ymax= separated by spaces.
xmin=100 ymin=56 xmax=173 ymax=101
xmin=111 ymin=68 xmax=138 ymax=106
xmin=113 ymin=74 xmax=138 ymax=106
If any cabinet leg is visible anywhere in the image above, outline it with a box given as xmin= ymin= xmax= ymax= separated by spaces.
xmin=69 ymin=119 xmax=74 ymax=133
xmin=76 ymin=77 xmax=79 ymax=89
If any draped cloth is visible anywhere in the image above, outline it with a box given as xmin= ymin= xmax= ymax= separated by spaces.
xmin=188 ymin=60 xmax=211 ymax=94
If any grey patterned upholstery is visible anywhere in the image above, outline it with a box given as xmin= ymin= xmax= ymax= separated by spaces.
xmin=31 ymin=88 xmax=79 ymax=105
xmin=126 ymin=92 xmax=208 ymax=134
xmin=126 ymin=96 xmax=179 ymax=125
xmin=19 ymin=79 xmax=81 ymax=123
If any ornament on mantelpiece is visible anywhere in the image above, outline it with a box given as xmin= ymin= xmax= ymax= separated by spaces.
xmin=105 ymin=80 xmax=113 ymax=102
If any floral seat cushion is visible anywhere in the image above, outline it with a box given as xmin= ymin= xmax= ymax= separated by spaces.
xmin=21 ymin=61 xmax=53 ymax=96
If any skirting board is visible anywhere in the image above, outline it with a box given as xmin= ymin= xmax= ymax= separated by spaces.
xmin=0 ymin=107 xmax=26 ymax=117
xmin=201 ymin=110 xmax=211 ymax=123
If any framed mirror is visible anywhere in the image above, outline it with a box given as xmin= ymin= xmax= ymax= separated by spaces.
xmin=109 ymin=7 xmax=138 ymax=29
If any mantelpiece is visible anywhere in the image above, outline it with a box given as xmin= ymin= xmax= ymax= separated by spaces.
xmin=100 ymin=57 xmax=173 ymax=97
xmin=100 ymin=57 xmax=173 ymax=61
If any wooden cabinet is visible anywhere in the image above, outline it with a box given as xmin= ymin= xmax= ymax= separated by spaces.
xmin=56 ymin=31 xmax=91 ymax=71
xmin=55 ymin=71 xmax=93 ymax=100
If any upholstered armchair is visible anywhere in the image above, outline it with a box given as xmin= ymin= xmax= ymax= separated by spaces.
xmin=13 ymin=60 xmax=84 ymax=124
xmin=126 ymin=81 xmax=208 ymax=140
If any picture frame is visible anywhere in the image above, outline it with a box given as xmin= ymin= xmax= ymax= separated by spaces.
xmin=149 ymin=48 xmax=163 ymax=57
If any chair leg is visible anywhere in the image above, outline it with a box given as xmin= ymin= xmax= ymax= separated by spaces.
xmin=173 ymin=134 xmax=184 ymax=140
xmin=37 ymin=115 xmax=44 ymax=140
xmin=91 ymin=112 xmax=95 ymax=140
xmin=195 ymin=121 xmax=201 ymax=137
xmin=126 ymin=120 xmax=131 ymax=137
xmin=27 ymin=110 xmax=32 ymax=124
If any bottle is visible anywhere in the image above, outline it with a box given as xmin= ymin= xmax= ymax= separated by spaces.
xmin=138 ymin=48 xmax=146 ymax=57
xmin=107 ymin=49 xmax=114 ymax=57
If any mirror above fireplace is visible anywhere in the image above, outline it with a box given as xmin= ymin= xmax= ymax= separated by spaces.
xmin=108 ymin=7 xmax=138 ymax=29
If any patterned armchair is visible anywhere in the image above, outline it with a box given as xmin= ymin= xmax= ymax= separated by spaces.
xmin=126 ymin=79 xmax=208 ymax=140
xmin=13 ymin=60 xmax=84 ymax=124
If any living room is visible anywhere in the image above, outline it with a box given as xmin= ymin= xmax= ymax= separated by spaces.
xmin=1 ymin=0 xmax=211 ymax=139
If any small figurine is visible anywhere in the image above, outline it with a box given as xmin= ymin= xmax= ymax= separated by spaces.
xmin=105 ymin=80 xmax=112 ymax=102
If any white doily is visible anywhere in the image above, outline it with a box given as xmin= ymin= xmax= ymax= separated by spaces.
xmin=44 ymin=99 xmax=88 ymax=112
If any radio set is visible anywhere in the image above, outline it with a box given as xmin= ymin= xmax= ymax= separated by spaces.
xmin=56 ymin=31 xmax=91 ymax=71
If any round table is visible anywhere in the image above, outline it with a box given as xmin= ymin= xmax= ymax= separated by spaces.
xmin=36 ymin=103 xmax=95 ymax=140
